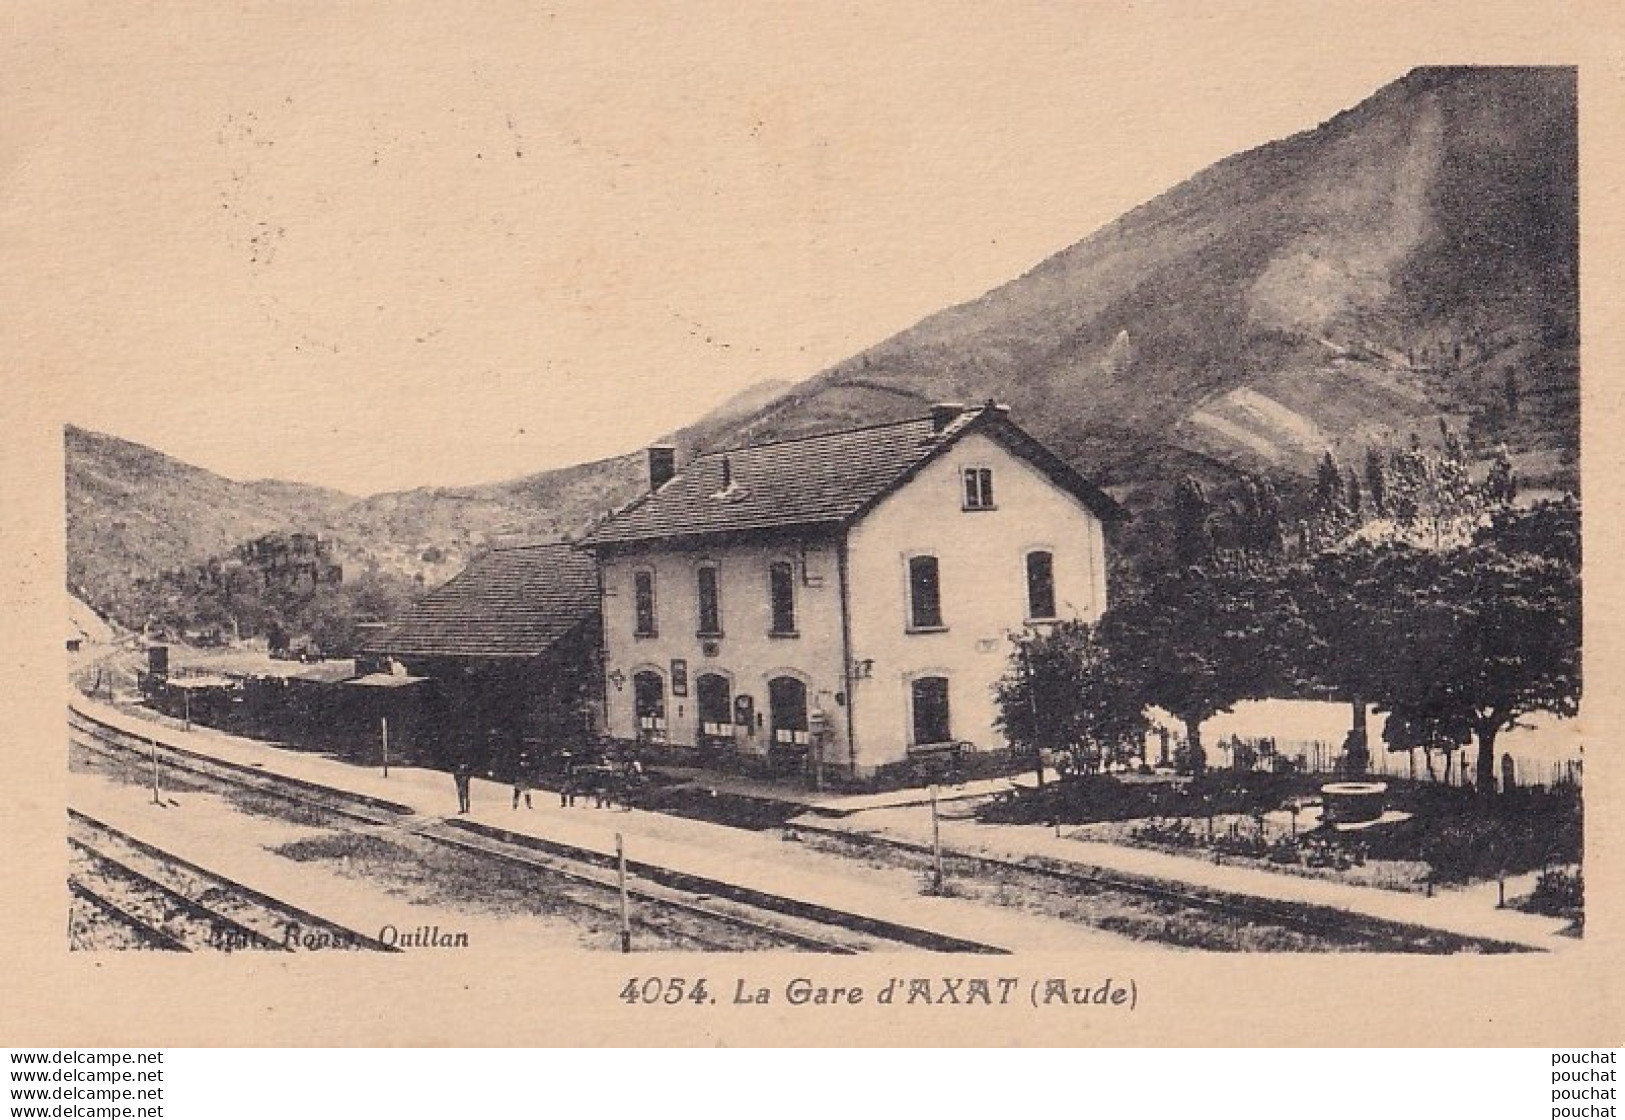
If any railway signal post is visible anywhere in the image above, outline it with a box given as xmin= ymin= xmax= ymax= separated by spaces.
xmin=616 ymin=832 xmax=631 ymax=953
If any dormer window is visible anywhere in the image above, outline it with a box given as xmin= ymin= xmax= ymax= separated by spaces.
xmin=962 ymin=467 xmax=995 ymax=510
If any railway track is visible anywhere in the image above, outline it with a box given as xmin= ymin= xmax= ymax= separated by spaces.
xmin=68 ymin=809 xmax=392 ymax=953
xmin=69 ymin=704 xmax=1002 ymax=954
xmin=791 ymin=820 xmax=1531 ymax=953
xmin=69 ymin=703 xmax=1527 ymax=952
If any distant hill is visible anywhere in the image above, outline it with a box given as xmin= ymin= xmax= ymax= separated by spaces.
xmin=64 ymin=425 xmax=351 ymax=618
xmin=64 ymin=422 xmax=644 ymax=625
xmin=66 ymin=67 xmax=1577 ymax=627
xmin=326 ymin=452 xmax=652 ymax=587
xmin=659 ymin=377 xmax=796 ymax=450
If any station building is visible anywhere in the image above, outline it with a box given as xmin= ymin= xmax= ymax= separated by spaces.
xmin=362 ymin=542 xmax=601 ymax=767
xmin=577 ymin=402 xmax=1125 ymax=782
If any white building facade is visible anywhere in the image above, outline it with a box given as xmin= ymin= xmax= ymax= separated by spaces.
xmin=580 ymin=403 xmax=1123 ymax=782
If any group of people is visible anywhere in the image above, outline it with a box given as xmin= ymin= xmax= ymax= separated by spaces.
xmin=554 ymin=747 xmax=647 ymax=810
xmin=449 ymin=741 xmax=646 ymax=815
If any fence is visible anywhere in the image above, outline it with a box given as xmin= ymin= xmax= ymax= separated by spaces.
xmin=1205 ymin=734 xmax=1582 ymax=791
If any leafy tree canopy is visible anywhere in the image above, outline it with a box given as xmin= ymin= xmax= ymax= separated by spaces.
xmin=995 ymin=620 xmax=1148 ymax=776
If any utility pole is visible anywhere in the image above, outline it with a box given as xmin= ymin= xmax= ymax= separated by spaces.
xmin=616 ymin=833 xmax=632 ymax=953
xmin=380 ymin=716 xmax=390 ymax=778
xmin=1021 ymin=643 xmax=1045 ymax=789
xmin=930 ymin=784 xmax=944 ymax=894
xmin=150 ymin=736 xmax=162 ymax=807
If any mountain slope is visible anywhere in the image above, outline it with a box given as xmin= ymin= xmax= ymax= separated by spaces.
xmin=706 ymin=66 xmax=1576 ymax=505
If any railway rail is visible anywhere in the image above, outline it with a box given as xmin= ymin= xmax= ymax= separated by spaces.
xmin=69 ymin=703 xmax=1002 ymax=954
xmin=68 ymin=809 xmax=391 ymax=953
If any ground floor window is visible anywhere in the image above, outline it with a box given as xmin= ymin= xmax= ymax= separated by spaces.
xmin=911 ymin=676 xmax=951 ymax=745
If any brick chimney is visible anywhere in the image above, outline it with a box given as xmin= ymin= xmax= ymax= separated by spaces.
xmin=930 ymin=402 xmax=967 ymax=434
xmin=647 ymin=444 xmax=677 ymax=491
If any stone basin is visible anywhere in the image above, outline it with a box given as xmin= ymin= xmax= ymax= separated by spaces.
xmin=1319 ymin=781 xmax=1388 ymax=825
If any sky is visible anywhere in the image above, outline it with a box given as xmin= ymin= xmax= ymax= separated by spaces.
xmin=1 ymin=1 xmax=1599 ymax=495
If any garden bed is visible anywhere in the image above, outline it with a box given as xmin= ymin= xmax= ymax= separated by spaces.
xmin=978 ymin=773 xmax=1582 ymax=893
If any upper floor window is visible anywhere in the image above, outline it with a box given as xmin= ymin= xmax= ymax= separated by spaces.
xmin=908 ymin=554 xmax=943 ymax=630
xmin=962 ymin=467 xmax=995 ymax=510
xmin=633 ymin=570 xmax=658 ymax=637
xmin=696 ymin=564 xmax=722 ymax=636
xmin=1026 ymin=550 xmax=1056 ymax=620
xmin=768 ymin=561 xmax=797 ymax=635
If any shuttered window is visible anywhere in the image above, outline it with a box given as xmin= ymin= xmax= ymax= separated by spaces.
xmin=697 ymin=565 xmax=721 ymax=635
xmin=1026 ymin=550 xmax=1056 ymax=619
xmin=769 ymin=561 xmax=797 ymax=635
xmin=911 ymin=677 xmax=951 ymax=745
xmin=908 ymin=555 xmax=943 ymax=629
xmin=633 ymin=570 xmax=657 ymax=636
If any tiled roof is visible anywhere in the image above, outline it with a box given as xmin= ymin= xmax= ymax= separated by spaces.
xmin=578 ymin=405 xmax=1125 ymax=548
xmin=368 ymin=542 xmax=598 ymax=658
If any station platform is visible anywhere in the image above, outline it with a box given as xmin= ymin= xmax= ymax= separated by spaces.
xmin=70 ymin=695 xmax=1136 ymax=953
xmin=72 ymin=694 xmax=1577 ymax=953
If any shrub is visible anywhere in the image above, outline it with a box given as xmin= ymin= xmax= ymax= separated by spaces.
xmin=1526 ymin=868 xmax=1584 ymax=916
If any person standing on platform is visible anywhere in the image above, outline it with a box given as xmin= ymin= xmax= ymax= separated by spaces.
xmin=512 ymin=744 xmax=535 ymax=810
xmin=453 ymin=757 xmax=473 ymax=814
xmin=559 ymin=748 xmax=577 ymax=808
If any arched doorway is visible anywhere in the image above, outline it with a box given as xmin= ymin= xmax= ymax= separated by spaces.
xmin=768 ymin=676 xmax=809 ymax=748
xmin=633 ymin=670 xmax=667 ymax=745
xmin=696 ymin=674 xmax=733 ymax=749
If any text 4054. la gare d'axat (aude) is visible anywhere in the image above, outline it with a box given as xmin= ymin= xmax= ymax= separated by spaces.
xmin=618 ymin=976 xmax=1138 ymax=1009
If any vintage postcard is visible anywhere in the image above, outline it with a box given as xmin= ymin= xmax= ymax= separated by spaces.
xmin=2 ymin=1 xmax=1621 ymax=1047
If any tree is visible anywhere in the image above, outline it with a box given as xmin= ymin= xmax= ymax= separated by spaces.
xmin=1381 ymin=693 xmax=1472 ymax=782
xmin=1478 ymin=495 xmax=1577 ymax=566
xmin=1344 ymin=467 xmax=1363 ymax=519
xmin=1364 ymin=447 xmax=1388 ymax=517
xmin=1099 ymin=558 xmax=1301 ymax=775
xmin=1376 ymin=434 xmax=1479 ymax=548
xmin=995 ymin=621 xmax=1147 ymax=779
xmin=1171 ymin=476 xmax=1215 ymax=567
xmin=1485 ymin=446 xmax=1517 ymax=507
xmin=1228 ymin=475 xmax=1285 ymax=557
xmin=1315 ymin=451 xmax=1345 ymax=518
xmin=1352 ymin=513 xmax=1580 ymax=795
xmin=1290 ymin=544 xmax=1403 ymax=775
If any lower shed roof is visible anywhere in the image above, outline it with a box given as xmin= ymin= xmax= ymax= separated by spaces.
xmin=365 ymin=542 xmax=598 ymax=659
